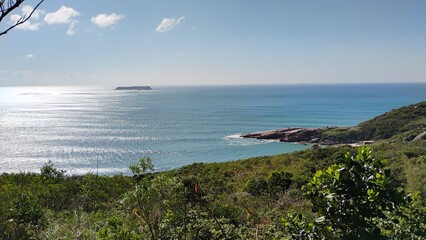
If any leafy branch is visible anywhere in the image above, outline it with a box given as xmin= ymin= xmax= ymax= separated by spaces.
xmin=0 ymin=0 xmax=45 ymax=36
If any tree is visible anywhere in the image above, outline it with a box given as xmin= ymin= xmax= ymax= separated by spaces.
xmin=0 ymin=0 xmax=45 ymax=36
xmin=40 ymin=160 xmax=65 ymax=180
xmin=124 ymin=175 xmax=186 ymax=239
xmin=129 ymin=157 xmax=154 ymax=180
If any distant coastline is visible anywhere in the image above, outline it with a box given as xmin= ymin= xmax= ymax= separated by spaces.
xmin=115 ymin=86 xmax=152 ymax=90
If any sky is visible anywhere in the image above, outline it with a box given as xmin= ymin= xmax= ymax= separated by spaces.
xmin=1 ymin=0 xmax=426 ymax=86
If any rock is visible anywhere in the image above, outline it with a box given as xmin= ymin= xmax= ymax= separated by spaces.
xmin=413 ymin=131 xmax=426 ymax=141
xmin=403 ymin=135 xmax=416 ymax=142
xmin=242 ymin=127 xmax=322 ymax=143
xmin=320 ymin=139 xmax=338 ymax=146
xmin=241 ymin=128 xmax=300 ymax=140
xmin=242 ymin=126 xmax=373 ymax=146
xmin=280 ymin=128 xmax=322 ymax=142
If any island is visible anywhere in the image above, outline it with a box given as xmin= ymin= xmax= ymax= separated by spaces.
xmin=115 ymin=86 xmax=152 ymax=90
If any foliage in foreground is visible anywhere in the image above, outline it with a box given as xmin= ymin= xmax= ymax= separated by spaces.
xmin=0 ymin=145 xmax=425 ymax=239
xmin=283 ymin=147 xmax=425 ymax=239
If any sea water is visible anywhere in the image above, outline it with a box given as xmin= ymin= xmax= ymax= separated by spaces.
xmin=0 ymin=83 xmax=425 ymax=174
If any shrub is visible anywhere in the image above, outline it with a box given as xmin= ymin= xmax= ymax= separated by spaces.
xmin=284 ymin=147 xmax=424 ymax=239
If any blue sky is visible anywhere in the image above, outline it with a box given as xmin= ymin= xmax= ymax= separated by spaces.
xmin=1 ymin=0 xmax=426 ymax=86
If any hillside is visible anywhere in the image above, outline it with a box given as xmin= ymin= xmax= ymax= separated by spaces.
xmin=323 ymin=101 xmax=426 ymax=142
xmin=0 ymin=101 xmax=425 ymax=239
xmin=244 ymin=101 xmax=426 ymax=145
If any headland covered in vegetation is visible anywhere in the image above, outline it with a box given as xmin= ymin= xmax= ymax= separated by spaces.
xmin=243 ymin=101 xmax=426 ymax=146
xmin=0 ymin=101 xmax=425 ymax=239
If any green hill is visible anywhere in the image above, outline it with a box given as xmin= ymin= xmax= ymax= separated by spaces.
xmin=323 ymin=101 xmax=426 ymax=142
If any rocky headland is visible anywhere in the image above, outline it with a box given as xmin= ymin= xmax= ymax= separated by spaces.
xmin=242 ymin=101 xmax=426 ymax=146
xmin=241 ymin=127 xmax=356 ymax=146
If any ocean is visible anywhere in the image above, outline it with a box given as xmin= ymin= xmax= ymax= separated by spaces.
xmin=0 ymin=83 xmax=425 ymax=175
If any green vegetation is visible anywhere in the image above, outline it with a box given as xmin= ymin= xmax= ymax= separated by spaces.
xmin=0 ymin=102 xmax=425 ymax=239
xmin=323 ymin=101 xmax=426 ymax=142
xmin=283 ymin=147 xmax=425 ymax=239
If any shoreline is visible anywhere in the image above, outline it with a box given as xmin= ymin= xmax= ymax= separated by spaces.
xmin=241 ymin=127 xmax=373 ymax=147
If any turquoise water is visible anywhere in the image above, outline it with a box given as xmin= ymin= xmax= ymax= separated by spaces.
xmin=0 ymin=83 xmax=425 ymax=174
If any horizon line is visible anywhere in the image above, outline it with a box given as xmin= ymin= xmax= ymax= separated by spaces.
xmin=1 ymin=81 xmax=426 ymax=88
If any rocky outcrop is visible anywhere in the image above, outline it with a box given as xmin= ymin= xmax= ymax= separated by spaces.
xmin=242 ymin=127 xmax=361 ymax=145
xmin=403 ymin=135 xmax=417 ymax=142
xmin=402 ymin=131 xmax=426 ymax=142
xmin=413 ymin=131 xmax=426 ymax=141
xmin=115 ymin=86 xmax=152 ymax=90
xmin=242 ymin=101 xmax=425 ymax=146
xmin=242 ymin=127 xmax=323 ymax=144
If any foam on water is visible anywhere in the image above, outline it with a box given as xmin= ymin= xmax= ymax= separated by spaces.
xmin=224 ymin=133 xmax=243 ymax=139
xmin=223 ymin=133 xmax=279 ymax=146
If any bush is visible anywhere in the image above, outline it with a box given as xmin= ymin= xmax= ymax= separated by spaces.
xmin=245 ymin=171 xmax=293 ymax=198
xmin=267 ymin=171 xmax=293 ymax=196
xmin=284 ymin=147 xmax=425 ymax=239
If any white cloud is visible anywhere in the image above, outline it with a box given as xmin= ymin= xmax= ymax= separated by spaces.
xmin=156 ymin=16 xmax=185 ymax=33
xmin=22 ymin=5 xmax=43 ymax=20
xmin=25 ymin=54 xmax=34 ymax=59
xmin=91 ymin=13 xmax=125 ymax=28
xmin=44 ymin=6 xmax=79 ymax=24
xmin=66 ymin=21 xmax=77 ymax=36
xmin=9 ymin=5 xmax=43 ymax=31
xmin=44 ymin=6 xmax=80 ymax=36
